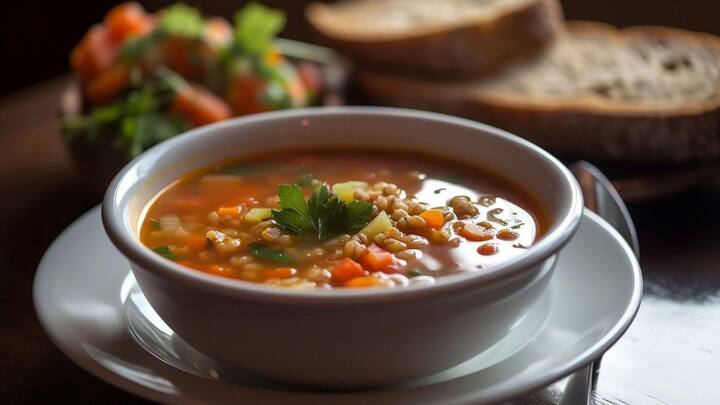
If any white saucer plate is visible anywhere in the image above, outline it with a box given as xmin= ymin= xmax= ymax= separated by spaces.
xmin=34 ymin=207 xmax=641 ymax=404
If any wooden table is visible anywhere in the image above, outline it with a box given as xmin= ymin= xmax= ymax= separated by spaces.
xmin=1 ymin=77 xmax=719 ymax=404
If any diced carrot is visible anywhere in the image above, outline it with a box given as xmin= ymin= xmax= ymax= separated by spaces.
xmin=184 ymin=235 xmax=209 ymax=252
xmin=85 ymin=63 xmax=130 ymax=105
xmin=358 ymin=244 xmax=394 ymax=273
xmin=105 ymin=2 xmax=153 ymax=44
xmin=265 ymin=267 xmax=297 ymax=279
xmin=478 ymin=243 xmax=499 ymax=256
xmin=226 ymin=73 xmax=270 ymax=116
xmin=420 ymin=210 xmax=445 ymax=229
xmin=331 ymin=257 xmax=367 ymax=284
xmin=158 ymin=36 xmax=215 ymax=79
xmin=171 ymin=84 xmax=232 ymax=127
xmin=217 ymin=205 xmax=243 ymax=218
xmin=344 ymin=275 xmax=380 ymax=288
xmin=70 ymin=25 xmax=119 ymax=81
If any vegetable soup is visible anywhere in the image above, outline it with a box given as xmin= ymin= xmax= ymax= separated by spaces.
xmin=140 ymin=149 xmax=544 ymax=289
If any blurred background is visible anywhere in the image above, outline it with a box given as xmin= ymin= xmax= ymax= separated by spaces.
xmin=3 ymin=0 xmax=720 ymax=95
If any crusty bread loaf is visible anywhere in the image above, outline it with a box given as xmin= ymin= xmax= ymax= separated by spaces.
xmin=355 ymin=22 xmax=720 ymax=163
xmin=306 ymin=0 xmax=564 ymax=77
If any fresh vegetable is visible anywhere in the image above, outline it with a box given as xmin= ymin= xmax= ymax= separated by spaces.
xmin=171 ymin=84 xmax=232 ymax=126
xmin=344 ymin=275 xmax=379 ymax=288
xmin=358 ymin=244 xmax=394 ymax=272
xmin=249 ymin=243 xmax=293 ymax=263
xmin=332 ymin=181 xmax=368 ymax=203
xmin=331 ymin=257 xmax=366 ymax=284
xmin=244 ymin=208 xmax=273 ymax=223
xmin=265 ymin=267 xmax=297 ymax=279
xmin=153 ymin=246 xmax=180 ymax=260
xmin=360 ymin=211 xmax=392 ymax=239
xmin=64 ymin=2 xmax=318 ymax=159
xmin=271 ymin=184 xmax=374 ymax=240
xmin=420 ymin=210 xmax=445 ymax=229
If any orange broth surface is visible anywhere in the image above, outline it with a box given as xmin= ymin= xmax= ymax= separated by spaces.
xmin=140 ymin=149 xmax=545 ymax=289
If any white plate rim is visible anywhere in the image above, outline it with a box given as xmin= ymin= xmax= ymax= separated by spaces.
xmin=33 ymin=207 xmax=642 ymax=404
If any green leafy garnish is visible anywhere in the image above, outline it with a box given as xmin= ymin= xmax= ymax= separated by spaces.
xmin=153 ymin=246 xmax=181 ymax=260
xmin=234 ymin=2 xmax=286 ymax=56
xmin=249 ymin=243 xmax=293 ymax=263
xmin=510 ymin=223 xmax=524 ymax=229
xmin=271 ymin=183 xmax=374 ymax=240
xmin=407 ymin=269 xmax=423 ymax=277
xmin=62 ymin=70 xmax=189 ymax=157
xmin=148 ymin=218 xmax=161 ymax=230
xmin=160 ymin=3 xmax=205 ymax=38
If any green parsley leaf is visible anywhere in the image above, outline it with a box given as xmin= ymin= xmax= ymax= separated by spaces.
xmin=316 ymin=198 xmax=348 ymax=240
xmin=148 ymin=218 xmax=161 ymax=230
xmin=234 ymin=2 xmax=285 ymax=56
xmin=407 ymin=269 xmax=423 ymax=277
xmin=249 ymin=243 xmax=293 ymax=263
xmin=272 ymin=208 xmax=310 ymax=235
xmin=345 ymin=201 xmax=374 ymax=234
xmin=278 ymin=184 xmax=308 ymax=214
xmin=307 ymin=184 xmax=330 ymax=226
xmin=153 ymin=246 xmax=181 ymax=260
xmin=160 ymin=3 xmax=205 ymax=38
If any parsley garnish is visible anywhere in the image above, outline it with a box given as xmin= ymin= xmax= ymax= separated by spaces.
xmin=249 ymin=243 xmax=293 ymax=263
xmin=233 ymin=2 xmax=286 ymax=56
xmin=271 ymin=183 xmax=374 ymax=240
xmin=153 ymin=246 xmax=181 ymax=260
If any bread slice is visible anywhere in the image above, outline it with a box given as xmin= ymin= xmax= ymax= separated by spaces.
xmin=355 ymin=22 xmax=720 ymax=163
xmin=306 ymin=0 xmax=564 ymax=77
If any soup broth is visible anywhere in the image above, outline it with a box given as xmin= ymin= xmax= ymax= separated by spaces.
xmin=140 ymin=149 xmax=544 ymax=289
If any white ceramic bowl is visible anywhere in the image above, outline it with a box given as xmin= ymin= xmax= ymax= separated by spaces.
xmin=103 ymin=107 xmax=583 ymax=387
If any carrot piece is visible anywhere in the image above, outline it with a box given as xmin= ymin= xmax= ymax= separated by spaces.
xmin=70 ymin=25 xmax=119 ymax=81
xmin=217 ymin=205 xmax=243 ymax=218
xmin=344 ymin=275 xmax=380 ymax=288
xmin=159 ymin=36 xmax=214 ymax=79
xmin=226 ymin=74 xmax=270 ymax=116
xmin=331 ymin=257 xmax=367 ymax=284
xmin=184 ymin=235 xmax=210 ymax=252
xmin=171 ymin=84 xmax=232 ymax=127
xmin=478 ymin=243 xmax=499 ymax=256
xmin=85 ymin=63 xmax=130 ymax=105
xmin=265 ymin=267 xmax=297 ymax=279
xmin=105 ymin=2 xmax=153 ymax=43
xmin=420 ymin=210 xmax=445 ymax=229
xmin=358 ymin=244 xmax=394 ymax=273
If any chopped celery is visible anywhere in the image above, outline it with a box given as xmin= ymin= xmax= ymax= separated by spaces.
xmin=245 ymin=208 xmax=273 ymax=224
xmin=360 ymin=211 xmax=391 ymax=238
xmin=332 ymin=181 xmax=368 ymax=203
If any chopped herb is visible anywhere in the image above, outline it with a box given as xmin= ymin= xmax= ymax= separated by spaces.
xmin=159 ymin=3 xmax=205 ymax=38
xmin=407 ymin=269 xmax=423 ymax=277
xmin=249 ymin=243 xmax=293 ymax=263
xmin=148 ymin=218 xmax=161 ymax=230
xmin=272 ymin=183 xmax=374 ymax=240
xmin=510 ymin=223 xmax=524 ymax=229
xmin=233 ymin=2 xmax=286 ymax=56
xmin=153 ymin=246 xmax=181 ymax=260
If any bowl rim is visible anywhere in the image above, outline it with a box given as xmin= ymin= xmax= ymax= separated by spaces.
xmin=102 ymin=106 xmax=583 ymax=304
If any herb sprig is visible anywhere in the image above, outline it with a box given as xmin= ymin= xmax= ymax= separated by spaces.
xmin=271 ymin=184 xmax=373 ymax=240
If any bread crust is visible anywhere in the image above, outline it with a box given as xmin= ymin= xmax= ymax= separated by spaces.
xmin=306 ymin=0 xmax=565 ymax=77
xmin=355 ymin=22 xmax=720 ymax=163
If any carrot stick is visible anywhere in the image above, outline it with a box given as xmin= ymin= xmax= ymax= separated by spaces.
xmin=172 ymin=84 xmax=232 ymax=127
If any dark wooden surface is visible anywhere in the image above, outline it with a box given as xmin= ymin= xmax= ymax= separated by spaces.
xmin=2 ymin=75 xmax=720 ymax=404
